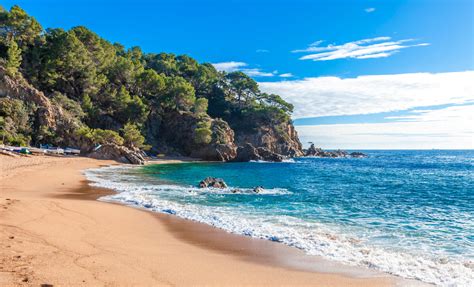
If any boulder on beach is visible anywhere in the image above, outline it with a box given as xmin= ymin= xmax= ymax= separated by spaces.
xmin=198 ymin=177 xmax=228 ymax=188
xmin=88 ymin=144 xmax=146 ymax=164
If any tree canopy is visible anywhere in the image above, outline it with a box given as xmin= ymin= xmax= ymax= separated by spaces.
xmin=0 ymin=5 xmax=296 ymax=151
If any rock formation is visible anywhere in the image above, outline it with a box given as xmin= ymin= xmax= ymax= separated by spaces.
xmin=235 ymin=123 xmax=303 ymax=158
xmin=304 ymin=144 xmax=367 ymax=158
xmin=198 ymin=177 xmax=228 ymax=188
xmin=0 ymin=66 xmax=58 ymax=129
xmin=88 ymin=144 xmax=146 ymax=165
xmin=233 ymin=143 xmax=284 ymax=162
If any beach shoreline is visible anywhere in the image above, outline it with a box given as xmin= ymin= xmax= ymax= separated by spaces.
xmin=0 ymin=155 xmax=402 ymax=286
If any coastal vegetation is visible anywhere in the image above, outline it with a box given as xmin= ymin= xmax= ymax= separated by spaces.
xmin=0 ymin=5 xmax=302 ymax=161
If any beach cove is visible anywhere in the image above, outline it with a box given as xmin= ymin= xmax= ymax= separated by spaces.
xmin=0 ymin=155 xmax=397 ymax=286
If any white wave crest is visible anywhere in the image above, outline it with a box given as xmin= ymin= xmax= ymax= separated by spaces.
xmin=85 ymin=165 xmax=474 ymax=287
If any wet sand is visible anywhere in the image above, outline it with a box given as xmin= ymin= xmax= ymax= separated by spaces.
xmin=0 ymin=154 xmax=397 ymax=286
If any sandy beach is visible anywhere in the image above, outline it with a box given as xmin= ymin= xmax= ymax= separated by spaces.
xmin=0 ymin=155 xmax=396 ymax=286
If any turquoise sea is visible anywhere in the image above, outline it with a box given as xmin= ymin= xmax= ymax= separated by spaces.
xmin=85 ymin=150 xmax=474 ymax=286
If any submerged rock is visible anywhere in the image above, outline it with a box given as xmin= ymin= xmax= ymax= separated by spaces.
xmin=198 ymin=177 xmax=228 ymax=188
xmin=350 ymin=152 xmax=368 ymax=158
xmin=253 ymin=186 xmax=264 ymax=193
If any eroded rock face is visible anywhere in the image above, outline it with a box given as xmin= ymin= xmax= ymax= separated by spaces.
xmin=256 ymin=147 xmax=284 ymax=162
xmin=88 ymin=144 xmax=146 ymax=165
xmin=0 ymin=66 xmax=83 ymax=147
xmin=235 ymin=123 xmax=303 ymax=158
xmin=0 ymin=66 xmax=59 ymax=131
xmin=198 ymin=177 xmax=227 ymax=188
xmin=233 ymin=143 xmax=262 ymax=162
xmin=233 ymin=143 xmax=284 ymax=162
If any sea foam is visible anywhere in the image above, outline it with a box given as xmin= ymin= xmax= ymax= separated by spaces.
xmin=85 ymin=165 xmax=474 ymax=287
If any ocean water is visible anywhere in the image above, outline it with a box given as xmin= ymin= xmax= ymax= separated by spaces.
xmin=85 ymin=150 xmax=474 ymax=286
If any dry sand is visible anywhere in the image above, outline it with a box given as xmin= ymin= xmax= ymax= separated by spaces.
xmin=0 ymin=154 xmax=396 ymax=286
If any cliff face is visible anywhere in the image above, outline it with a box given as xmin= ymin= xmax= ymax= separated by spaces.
xmin=0 ymin=66 xmax=58 ymax=129
xmin=235 ymin=123 xmax=303 ymax=157
xmin=0 ymin=66 xmax=82 ymax=147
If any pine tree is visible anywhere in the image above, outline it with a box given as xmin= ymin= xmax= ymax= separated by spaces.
xmin=6 ymin=39 xmax=21 ymax=75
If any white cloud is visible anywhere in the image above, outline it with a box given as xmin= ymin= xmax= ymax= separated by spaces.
xmin=241 ymin=68 xmax=275 ymax=77
xmin=211 ymin=61 xmax=247 ymax=72
xmin=259 ymin=71 xmax=474 ymax=119
xmin=279 ymin=73 xmax=294 ymax=78
xmin=296 ymin=105 xmax=474 ymax=149
xmin=212 ymin=61 xmax=292 ymax=78
xmin=292 ymin=37 xmax=429 ymax=61
xmin=365 ymin=8 xmax=376 ymax=13
xmin=256 ymin=49 xmax=269 ymax=53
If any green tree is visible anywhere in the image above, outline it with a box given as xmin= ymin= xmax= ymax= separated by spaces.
xmin=194 ymin=120 xmax=212 ymax=144
xmin=193 ymin=97 xmax=208 ymax=116
xmin=81 ymin=94 xmax=97 ymax=118
xmin=225 ymin=71 xmax=259 ymax=108
xmin=144 ymin=52 xmax=178 ymax=76
xmin=0 ymin=5 xmax=43 ymax=49
xmin=38 ymin=28 xmax=97 ymax=98
xmin=0 ymin=98 xmax=32 ymax=145
xmin=163 ymin=76 xmax=196 ymax=111
xmin=135 ymin=69 xmax=165 ymax=101
xmin=91 ymin=128 xmax=124 ymax=145
xmin=121 ymin=122 xmax=145 ymax=148
xmin=6 ymin=38 xmax=21 ymax=75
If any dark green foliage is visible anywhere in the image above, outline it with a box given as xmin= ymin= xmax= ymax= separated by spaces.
xmin=193 ymin=97 xmax=208 ymax=116
xmin=6 ymin=38 xmax=21 ymax=75
xmin=0 ymin=98 xmax=32 ymax=145
xmin=194 ymin=120 xmax=212 ymax=144
xmin=75 ymin=126 xmax=124 ymax=146
xmin=0 ymin=5 xmax=42 ymax=49
xmin=0 ymin=5 xmax=295 ymax=150
xmin=162 ymin=76 xmax=196 ymax=111
xmin=121 ymin=122 xmax=146 ymax=148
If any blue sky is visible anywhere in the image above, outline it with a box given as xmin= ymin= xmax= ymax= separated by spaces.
xmin=3 ymin=0 xmax=474 ymax=148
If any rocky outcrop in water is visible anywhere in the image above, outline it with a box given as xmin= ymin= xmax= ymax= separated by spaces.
xmin=256 ymin=147 xmax=284 ymax=162
xmin=349 ymin=152 xmax=367 ymax=158
xmin=88 ymin=144 xmax=146 ymax=164
xmin=198 ymin=177 xmax=228 ymax=188
xmin=233 ymin=143 xmax=284 ymax=162
xmin=253 ymin=186 xmax=264 ymax=193
xmin=304 ymin=144 xmax=367 ymax=158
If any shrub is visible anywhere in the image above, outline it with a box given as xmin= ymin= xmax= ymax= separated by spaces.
xmin=194 ymin=120 xmax=212 ymax=144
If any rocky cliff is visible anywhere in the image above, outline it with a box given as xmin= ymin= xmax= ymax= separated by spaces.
xmin=0 ymin=66 xmax=59 ymax=130
xmin=235 ymin=123 xmax=303 ymax=157
xmin=0 ymin=66 xmax=83 ymax=148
